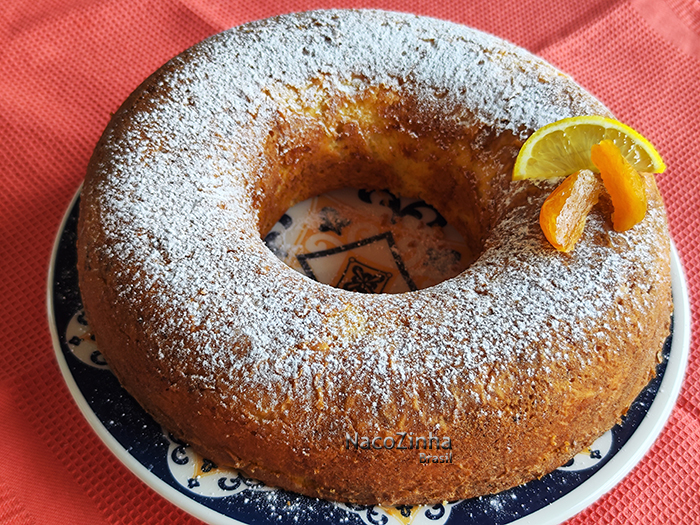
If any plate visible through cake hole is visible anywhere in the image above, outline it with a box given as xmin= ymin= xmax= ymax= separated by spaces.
xmin=263 ymin=188 xmax=474 ymax=293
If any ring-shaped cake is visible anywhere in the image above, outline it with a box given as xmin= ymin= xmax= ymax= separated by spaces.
xmin=77 ymin=10 xmax=672 ymax=505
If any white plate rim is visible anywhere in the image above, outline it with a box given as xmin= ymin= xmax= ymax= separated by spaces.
xmin=46 ymin=188 xmax=691 ymax=525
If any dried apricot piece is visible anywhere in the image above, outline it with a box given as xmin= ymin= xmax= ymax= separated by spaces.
xmin=590 ymin=139 xmax=648 ymax=232
xmin=539 ymin=170 xmax=603 ymax=252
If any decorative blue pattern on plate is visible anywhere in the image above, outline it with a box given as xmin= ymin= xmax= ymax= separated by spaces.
xmin=49 ymin=191 xmax=690 ymax=525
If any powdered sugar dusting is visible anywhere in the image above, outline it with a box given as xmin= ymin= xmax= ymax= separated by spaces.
xmin=80 ymin=9 xmax=670 ymax=452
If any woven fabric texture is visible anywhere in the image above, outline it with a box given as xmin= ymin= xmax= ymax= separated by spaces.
xmin=1 ymin=0 xmax=698 ymax=523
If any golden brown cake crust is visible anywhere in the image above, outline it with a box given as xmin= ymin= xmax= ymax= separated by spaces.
xmin=77 ymin=10 xmax=672 ymax=505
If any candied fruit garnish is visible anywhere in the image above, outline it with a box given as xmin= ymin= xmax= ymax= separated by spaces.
xmin=539 ymin=169 xmax=603 ymax=252
xmin=590 ymin=139 xmax=648 ymax=232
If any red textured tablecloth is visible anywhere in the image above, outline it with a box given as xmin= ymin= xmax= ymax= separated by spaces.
xmin=1 ymin=0 xmax=698 ymax=523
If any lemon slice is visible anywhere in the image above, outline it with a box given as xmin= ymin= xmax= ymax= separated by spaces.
xmin=512 ymin=116 xmax=666 ymax=180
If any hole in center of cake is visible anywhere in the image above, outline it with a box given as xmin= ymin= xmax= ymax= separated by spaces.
xmin=253 ymin=85 xmax=516 ymax=289
xmin=264 ymin=188 xmax=477 ymax=293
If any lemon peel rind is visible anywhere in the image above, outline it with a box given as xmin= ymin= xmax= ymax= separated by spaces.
xmin=512 ymin=115 xmax=666 ymax=181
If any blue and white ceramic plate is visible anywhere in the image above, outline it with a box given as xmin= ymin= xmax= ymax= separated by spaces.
xmin=48 ymin=189 xmax=690 ymax=525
